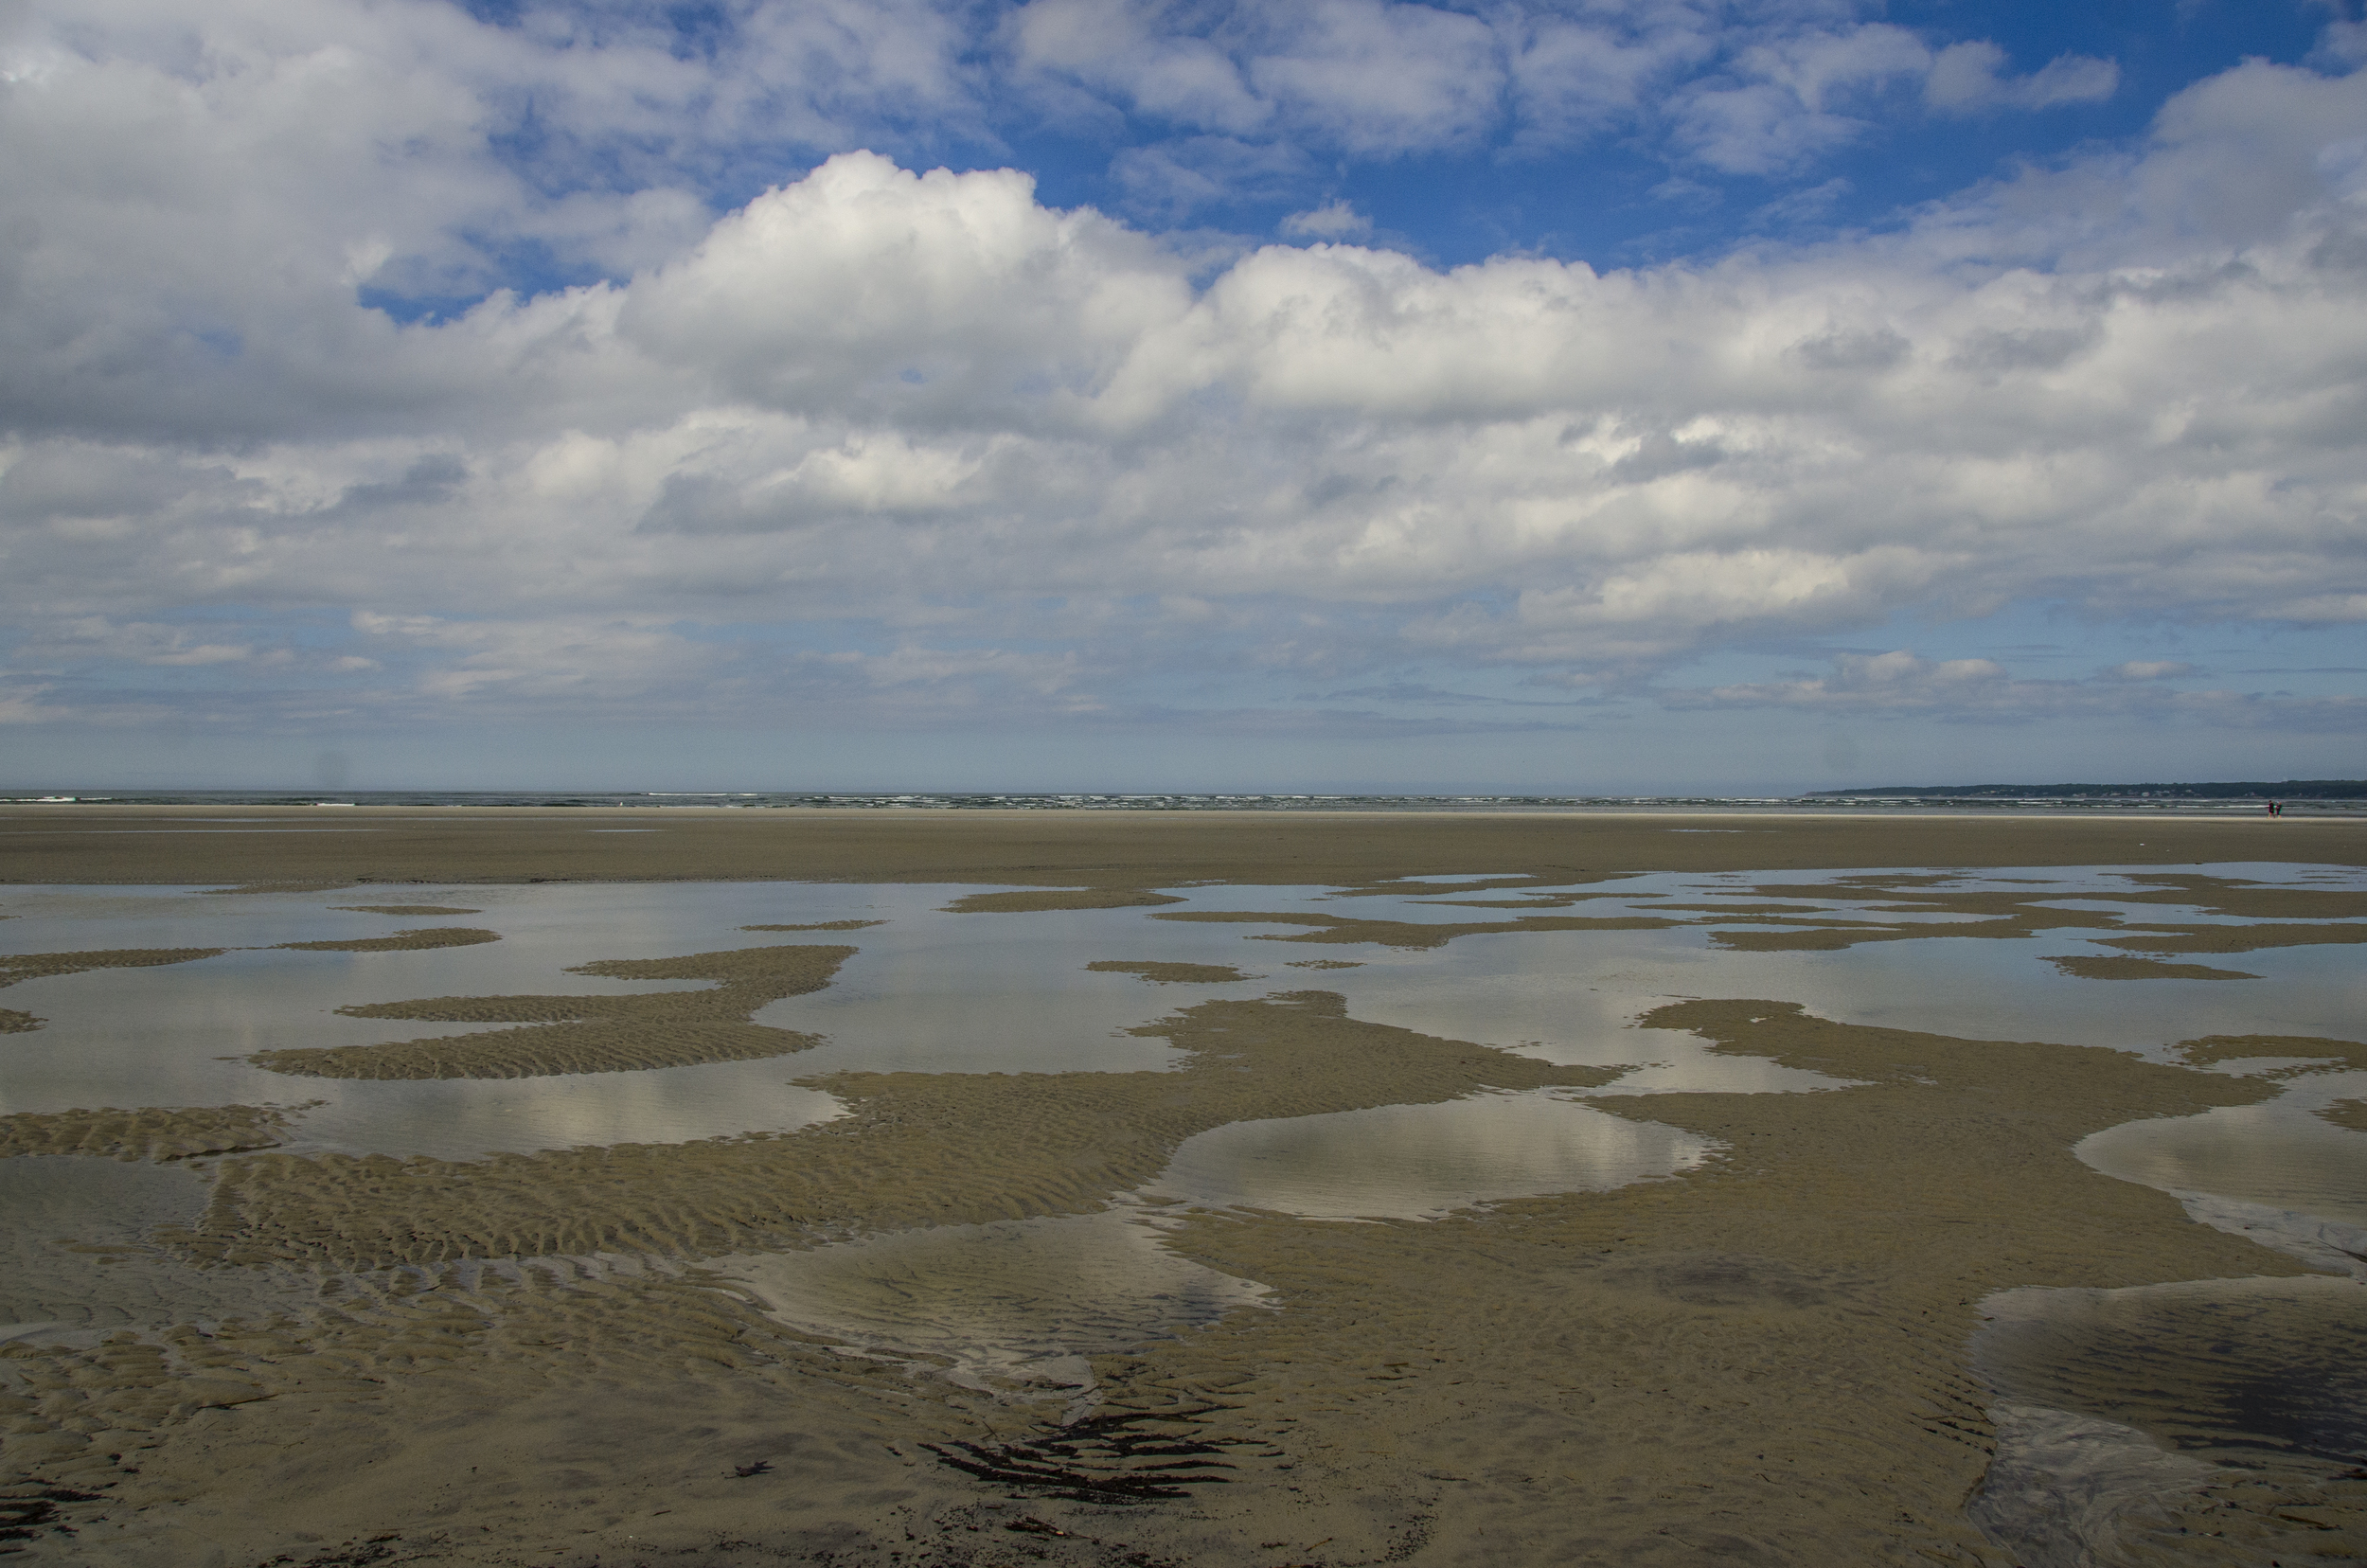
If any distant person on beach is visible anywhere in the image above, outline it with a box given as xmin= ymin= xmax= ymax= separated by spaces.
xmin=2267 ymin=800 xmax=2282 ymax=816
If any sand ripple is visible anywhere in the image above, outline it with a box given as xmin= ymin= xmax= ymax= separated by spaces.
xmin=0 ymin=1105 xmax=294 ymax=1162
xmin=184 ymin=992 xmax=1619 ymax=1271
xmin=1083 ymin=960 xmax=1254 ymax=984
xmin=0 ymin=948 xmax=225 ymax=989
xmin=248 ymin=942 xmax=855 ymax=1081
xmin=275 ymin=926 xmax=501 ymax=953
xmin=2046 ymin=954 xmax=2260 ymax=980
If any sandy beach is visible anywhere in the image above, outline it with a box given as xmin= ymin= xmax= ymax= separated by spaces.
xmin=2 ymin=807 xmax=2363 ymax=1566
xmin=7 ymin=801 xmax=2365 ymax=887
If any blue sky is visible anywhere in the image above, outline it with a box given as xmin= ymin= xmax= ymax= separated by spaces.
xmin=1 ymin=0 xmax=2363 ymax=792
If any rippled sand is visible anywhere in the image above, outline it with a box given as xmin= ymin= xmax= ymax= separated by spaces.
xmin=1 ymin=807 xmax=2363 ymax=1566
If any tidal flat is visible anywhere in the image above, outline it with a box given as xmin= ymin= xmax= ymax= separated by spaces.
xmin=1 ymin=805 xmax=2363 ymax=1566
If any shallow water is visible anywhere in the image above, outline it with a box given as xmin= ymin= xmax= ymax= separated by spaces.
xmin=7 ymin=864 xmax=2358 ymax=1149
xmin=2 ymin=863 xmax=2363 ymax=1383
xmin=1968 ymin=1273 xmax=2367 ymax=1563
xmin=2076 ymin=1068 xmax=2367 ymax=1228
xmin=713 ymin=1207 xmax=1273 ymax=1388
xmin=1149 ymin=1089 xmax=1713 ymax=1221
xmin=711 ymin=1091 xmax=1712 ymax=1384
xmin=1976 ymin=1275 xmax=2367 ymax=1466
xmin=0 ymin=1157 xmax=321 ymax=1338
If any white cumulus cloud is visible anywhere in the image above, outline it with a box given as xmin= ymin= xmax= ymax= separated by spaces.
xmin=0 ymin=7 xmax=2361 ymax=760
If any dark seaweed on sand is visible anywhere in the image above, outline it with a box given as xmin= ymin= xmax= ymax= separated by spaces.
xmin=925 ymin=1407 xmax=1247 ymax=1502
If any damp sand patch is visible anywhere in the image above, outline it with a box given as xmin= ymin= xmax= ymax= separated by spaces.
xmin=0 ymin=948 xmax=227 ymax=988
xmin=1083 ymin=960 xmax=1255 ymax=985
xmin=944 ymin=890 xmax=1185 ymax=914
xmin=247 ymin=942 xmax=855 ymax=1081
xmin=0 ymin=1104 xmax=297 ymax=1163
xmin=2046 ymin=954 xmax=2261 ymax=981
xmin=2180 ymin=1035 xmax=2367 ymax=1073
xmin=274 ymin=926 xmax=501 ymax=953
xmin=2323 ymin=1098 xmax=2367 ymax=1134
xmin=741 ymin=919 xmax=885 ymax=932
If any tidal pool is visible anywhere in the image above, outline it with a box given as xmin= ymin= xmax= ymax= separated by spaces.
xmin=3 ymin=864 xmax=2363 ymax=1415
xmin=1148 ymin=1089 xmax=1714 ymax=1221
xmin=1969 ymin=1274 xmax=2367 ymax=1565
xmin=713 ymin=1208 xmax=1273 ymax=1390
xmin=2077 ymin=1068 xmax=2367 ymax=1228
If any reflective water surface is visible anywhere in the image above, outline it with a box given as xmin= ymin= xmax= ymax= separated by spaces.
xmin=713 ymin=1208 xmax=1273 ymax=1389
xmin=1969 ymin=1274 xmax=2367 ymax=1564
xmin=1150 ymin=1090 xmax=1713 ymax=1221
xmin=0 ymin=1157 xmax=321 ymax=1336
xmin=2078 ymin=1068 xmax=2367 ymax=1228
xmin=3 ymin=864 xmax=2364 ymax=1450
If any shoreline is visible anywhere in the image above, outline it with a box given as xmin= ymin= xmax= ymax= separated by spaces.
xmin=2 ymin=826 xmax=2361 ymax=1564
xmin=4 ymin=803 xmax=2360 ymax=888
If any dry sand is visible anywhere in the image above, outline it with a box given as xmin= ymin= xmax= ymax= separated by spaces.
xmin=3 ymin=808 xmax=2365 ymax=1566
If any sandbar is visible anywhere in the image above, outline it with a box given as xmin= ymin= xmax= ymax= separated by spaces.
xmin=2 ymin=807 xmax=2363 ymax=1566
xmin=3 ymin=801 xmax=2362 ymax=888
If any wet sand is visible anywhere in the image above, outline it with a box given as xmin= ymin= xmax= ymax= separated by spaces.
xmin=246 ymin=943 xmax=854 ymax=1081
xmin=3 ymin=809 xmax=2364 ymax=1565
xmin=4 ymin=801 xmax=2363 ymax=888
xmin=0 ymin=1106 xmax=296 ymax=1163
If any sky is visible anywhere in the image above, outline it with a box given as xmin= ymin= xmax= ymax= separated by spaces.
xmin=2 ymin=0 xmax=2364 ymax=794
